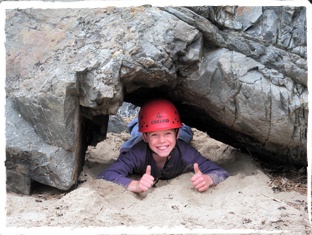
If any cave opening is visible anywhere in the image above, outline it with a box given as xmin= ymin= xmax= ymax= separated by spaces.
xmin=80 ymin=85 xmax=240 ymax=181
xmin=79 ymin=85 xmax=307 ymax=195
xmin=80 ymin=85 xmax=264 ymax=175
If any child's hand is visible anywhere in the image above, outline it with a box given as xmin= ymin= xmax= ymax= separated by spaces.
xmin=191 ymin=163 xmax=213 ymax=192
xmin=129 ymin=165 xmax=154 ymax=193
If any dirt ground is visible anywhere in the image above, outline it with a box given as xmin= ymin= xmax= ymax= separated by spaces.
xmin=5 ymin=129 xmax=311 ymax=234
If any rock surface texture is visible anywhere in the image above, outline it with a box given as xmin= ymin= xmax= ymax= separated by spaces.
xmin=5 ymin=6 xmax=308 ymax=194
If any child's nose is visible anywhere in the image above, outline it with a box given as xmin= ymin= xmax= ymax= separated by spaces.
xmin=158 ymin=135 xmax=166 ymax=142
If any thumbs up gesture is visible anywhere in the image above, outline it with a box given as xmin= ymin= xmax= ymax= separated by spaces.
xmin=127 ymin=165 xmax=154 ymax=193
xmin=191 ymin=163 xmax=213 ymax=192
xmin=136 ymin=165 xmax=154 ymax=193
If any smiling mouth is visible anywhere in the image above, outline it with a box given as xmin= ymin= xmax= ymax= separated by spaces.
xmin=157 ymin=145 xmax=169 ymax=150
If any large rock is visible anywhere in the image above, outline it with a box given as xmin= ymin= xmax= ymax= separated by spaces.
xmin=6 ymin=99 xmax=80 ymax=194
xmin=5 ymin=6 xmax=308 ymax=194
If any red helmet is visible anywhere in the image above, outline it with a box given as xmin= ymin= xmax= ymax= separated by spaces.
xmin=138 ymin=98 xmax=182 ymax=132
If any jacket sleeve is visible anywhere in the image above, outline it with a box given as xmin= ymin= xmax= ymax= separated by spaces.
xmin=179 ymin=140 xmax=230 ymax=185
xmin=97 ymin=143 xmax=146 ymax=187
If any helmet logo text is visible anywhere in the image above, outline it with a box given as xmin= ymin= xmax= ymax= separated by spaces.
xmin=151 ymin=119 xmax=169 ymax=124
xmin=151 ymin=112 xmax=168 ymax=124
xmin=156 ymin=113 xmax=163 ymax=119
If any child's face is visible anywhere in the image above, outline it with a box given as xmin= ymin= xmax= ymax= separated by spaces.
xmin=144 ymin=129 xmax=177 ymax=158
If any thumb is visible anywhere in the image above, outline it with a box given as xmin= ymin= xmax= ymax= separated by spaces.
xmin=194 ymin=163 xmax=201 ymax=174
xmin=146 ymin=165 xmax=151 ymax=175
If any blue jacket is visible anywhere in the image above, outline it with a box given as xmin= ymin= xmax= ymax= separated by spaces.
xmin=98 ymin=139 xmax=229 ymax=188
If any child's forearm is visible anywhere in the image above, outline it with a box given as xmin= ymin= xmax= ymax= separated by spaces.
xmin=207 ymin=170 xmax=229 ymax=185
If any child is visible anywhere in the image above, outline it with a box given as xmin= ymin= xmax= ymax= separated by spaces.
xmin=98 ymin=98 xmax=229 ymax=193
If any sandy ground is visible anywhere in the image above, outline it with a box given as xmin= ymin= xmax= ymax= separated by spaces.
xmin=5 ymin=129 xmax=311 ymax=234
